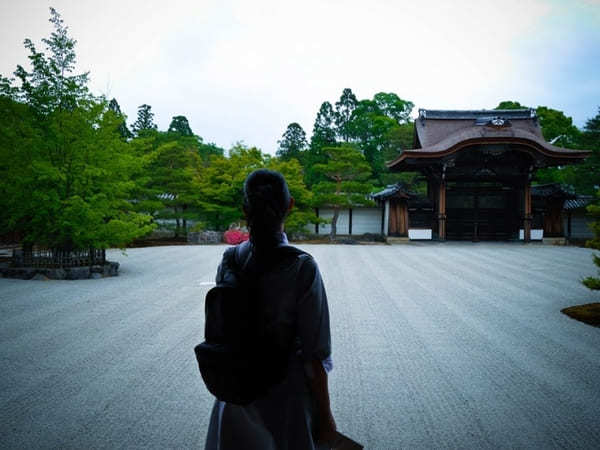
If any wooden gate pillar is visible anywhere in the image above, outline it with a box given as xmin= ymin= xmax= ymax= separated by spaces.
xmin=438 ymin=181 xmax=446 ymax=240
xmin=523 ymin=182 xmax=532 ymax=242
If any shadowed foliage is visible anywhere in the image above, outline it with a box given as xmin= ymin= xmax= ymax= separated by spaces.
xmin=561 ymin=303 xmax=600 ymax=327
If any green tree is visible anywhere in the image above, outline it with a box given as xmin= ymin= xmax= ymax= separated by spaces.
xmin=561 ymin=107 xmax=600 ymax=194
xmin=310 ymin=101 xmax=337 ymax=150
xmin=0 ymin=96 xmax=40 ymax=241
xmin=266 ymin=158 xmax=317 ymax=234
xmin=108 ymin=98 xmax=133 ymax=139
xmin=145 ymin=136 xmax=202 ymax=236
xmin=333 ymin=92 xmax=416 ymax=184
xmin=132 ymin=104 xmax=157 ymax=136
xmin=276 ymin=122 xmax=307 ymax=161
xmin=495 ymin=100 xmax=525 ymax=110
xmin=581 ymin=107 xmax=600 ymax=148
xmin=128 ymin=128 xmax=214 ymax=236
xmin=495 ymin=101 xmax=580 ymax=144
xmin=312 ymin=145 xmax=374 ymax=240
xmin=495 ymin=100 xmax=586 ymax=187
xmin=534 ymin=107 xmax=583 ymax=186
xmin=0 ymin=97 xmax=154 ymax=251
xmin=383 ymin=122 xmax=414 ymax=159
xmin=582 ymin=192 xmax=600 ymax=290
xmin=0 ymin=74 xmax=19 ymax=98
xmin=304 ymin=102 xmax=337 ymax=188
xmin=12 ymin=7 xmax=90 ymax=115
xmin=196 ymin=143 xmax=266 ymax=230
xmin=373 ymin=92 xmax=414 ymax=124
xmin=381 ymin=122 xmax=420 ymax=187
xmin=335 ymin=88 xmax=358 ymax=142
xmin=346 ymin=99 xmax=398 ymax=182
xmin=0 ymin=8 xmax=153 ymax=254
xmin=197 ymin=140 xmax=225 ymax=164
xmin=168 ymin=115 xmax=193 ymax=136
xmin=536 ymin=106 xmax=581 ymax=144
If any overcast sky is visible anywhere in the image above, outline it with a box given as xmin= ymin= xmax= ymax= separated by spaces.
xmin=1 ymin=0 xmax=599 ymax=154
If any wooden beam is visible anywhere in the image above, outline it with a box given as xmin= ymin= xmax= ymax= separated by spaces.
xmin=438 ymin=181 xmax=446 ymax=240
xmin=349 ymin=208 xmax=353 ymax=236
xmin=524 ymin=182 xmax=532 ymax=242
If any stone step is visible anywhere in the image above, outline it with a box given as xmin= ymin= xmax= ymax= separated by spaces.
xmin=387 ymin=236 xmax=411 ymax=245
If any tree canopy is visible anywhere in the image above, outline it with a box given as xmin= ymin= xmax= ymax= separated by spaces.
xmin=132 ymin=104 xmax=158 ymax=136
xmin=310 ymin=101 xmax=337 ymax=151
xmin=2 ymin=8 xmax=598 ymax=254
xmin=334 ymin=88 xmax=358 ymax=142
xmin=108 ymin=98 xmax=133 ymax=139
xmin=276 ymin=122 xmax=307 ymax=161
xmin=11 ymin=8 xmax=90 ymax=114
xmin=582 ymin=192 xmax=600 ymax=290
xmin=312 ymin=145 xmax=374 ymax=239
xmin=0 ymin=8 xmax=154 ymax=250
xmin=168 ymin=115 xmax=194 ymax=136
xmin=495 ymin=100 xmax=599 ymax=193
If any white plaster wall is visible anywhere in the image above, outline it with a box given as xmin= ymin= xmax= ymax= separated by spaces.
xmin=304 ymin=221 xmax=316 ymax=233
xmin=352 ymin=208 xmax=382 ymax=234
xmin=519 ymin=229 xmax=544 ymax=240
xmin=317 ymin=208 xmax=350 ymax=235
xmin=383 ymin=201 xmax=390 ymax=236
xmin=408 ymin=229 xmax=432 ymax=240
xmin=563 ymin=214 xmax=594 ymax=239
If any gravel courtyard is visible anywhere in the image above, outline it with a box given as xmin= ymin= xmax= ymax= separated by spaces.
xmin=2 ymin=243 xmax=600 ymax=449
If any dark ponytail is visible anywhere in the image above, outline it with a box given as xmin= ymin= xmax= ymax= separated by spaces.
xmin=243 ymin=169 xmax=291 ymax=249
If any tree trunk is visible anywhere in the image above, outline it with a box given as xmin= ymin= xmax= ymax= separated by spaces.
xmin=330 ymin=207 xmax=339 ymax=241
xmin=174 ymin=206 xmax=180 ymax=237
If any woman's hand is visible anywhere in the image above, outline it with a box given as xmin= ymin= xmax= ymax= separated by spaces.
xmin=316 ymin=411 xmax=337 ymax=446
xmin=307 ymin=358 xmax=337 ymax=447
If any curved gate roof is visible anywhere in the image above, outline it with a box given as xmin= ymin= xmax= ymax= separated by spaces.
xmin=387 ymin=109 xmax=590 ymax=169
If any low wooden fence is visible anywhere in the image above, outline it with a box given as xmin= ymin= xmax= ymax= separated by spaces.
xmin=12 ymin=247 xmax=106 ymax=268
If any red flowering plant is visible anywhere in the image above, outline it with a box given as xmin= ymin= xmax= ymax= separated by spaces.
xmin=223 ymin=228 xmax=249 ymax=245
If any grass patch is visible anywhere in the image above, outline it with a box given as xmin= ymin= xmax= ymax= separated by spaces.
xmin=561 ymin=303 xmax=600 ymax=327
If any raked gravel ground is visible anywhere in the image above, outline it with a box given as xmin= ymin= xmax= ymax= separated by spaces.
xmin=1 ymin=243 xmax=600 ymax=449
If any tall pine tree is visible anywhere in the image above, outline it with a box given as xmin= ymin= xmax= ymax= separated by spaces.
xmin=313 ymin=145 xmax=374 ymax=240
xmin=335 ymin=88 xmax=358 ymax=142
xmin=13 ymin=7 xmax=90 ymax=114
xmin=582 ymin=183 xmax=600 ymax=290
xmin=168 ymin=115 xmax=193 ymax=136
xmin=108 ymin=98 xmax=133 ymax=139
xmin=1 ymin=8 xmax=153 ymax=254
xmin=304 ymin=101 xmax=338 ymax=187
xmin=132 ymin=104 xmax=157 ymax=136
xmin=276 ymin=122 xmax=307 ymax=161
xmin=310 ymin=101 xmax=337 ymax=150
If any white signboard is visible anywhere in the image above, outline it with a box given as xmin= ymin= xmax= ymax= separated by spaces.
xmin=519 ymin=229 xmax=544 ymax=240
xmin=408 ymin=229 xmax=432 ymax=240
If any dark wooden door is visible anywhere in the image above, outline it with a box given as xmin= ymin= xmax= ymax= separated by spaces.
xmin=446 ymin=188 xmax=519 ymax=240
xmin=388 ymin=200 xmax=408 ymax=236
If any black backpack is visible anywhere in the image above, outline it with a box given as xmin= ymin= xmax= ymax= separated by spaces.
xmin=194 ymin=243 xmax=307 ymax=405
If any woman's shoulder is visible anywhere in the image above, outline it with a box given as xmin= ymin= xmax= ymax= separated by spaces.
xmin=216 ymin=242 xmax=250 ymax=285
xmin=292 ymin=250 xmax=323 ymax=286
xmin=220 ymin=241 xmax=251 ymax=264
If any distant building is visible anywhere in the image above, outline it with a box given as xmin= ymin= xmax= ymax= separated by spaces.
xmin=563 ymin=196 xmax=595 ymax=241
xmin=380 ymin=109 xmax=591 ymax=241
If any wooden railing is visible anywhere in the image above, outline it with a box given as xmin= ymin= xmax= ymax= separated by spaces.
xmin=12 ymin=247 xmax=106 ymax=268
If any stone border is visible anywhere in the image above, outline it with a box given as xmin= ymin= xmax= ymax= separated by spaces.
xmin=187 ymin=231 xmax=224 ymax=245
xmin=0 ymin=261 xmax=119 ymax=280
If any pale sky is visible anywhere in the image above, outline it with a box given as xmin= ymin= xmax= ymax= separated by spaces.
xmin=1 ymin=0 xmax=599 ymax=154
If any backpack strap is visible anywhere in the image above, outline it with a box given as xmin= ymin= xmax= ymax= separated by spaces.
xmin=233 ymin=242 xmax=308 ymax=280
